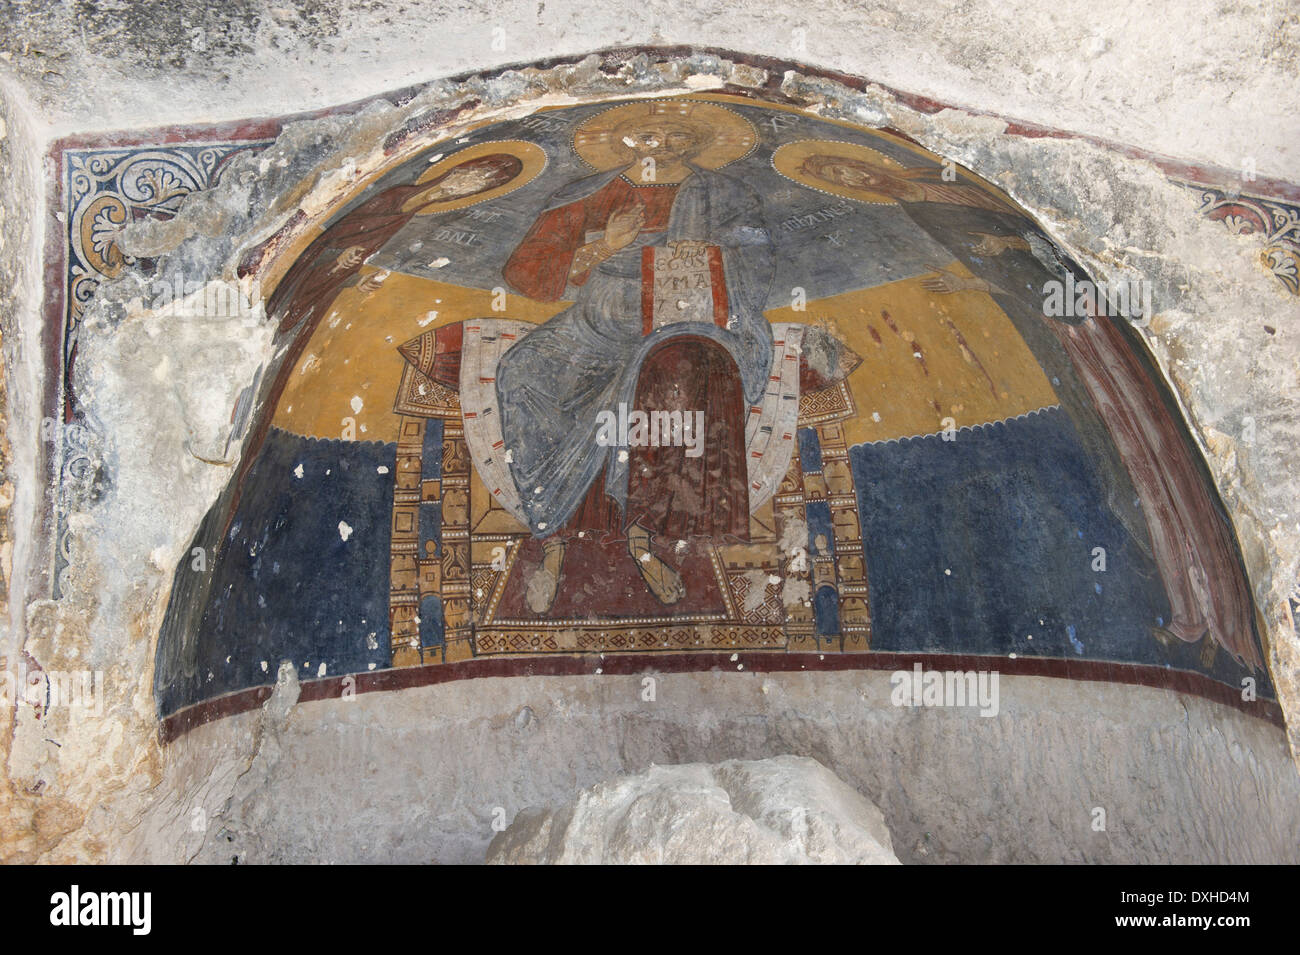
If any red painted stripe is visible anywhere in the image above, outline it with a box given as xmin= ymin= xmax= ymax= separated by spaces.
xmin=156 ymin=649 xmax=1287 ymax=744
xmin=708 ymin=246 xmax=729 ymax=328
xmin=641 ymin=247 xmax=656 ymax=335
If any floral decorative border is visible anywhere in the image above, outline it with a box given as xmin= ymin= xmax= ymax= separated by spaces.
xmin=50 ymin=140 xmax=273 ymax=598
xmin=64 ymin=144 xmax=269 ymax=360
xmin=1191 ymin=185 xmax=1300 ymax=295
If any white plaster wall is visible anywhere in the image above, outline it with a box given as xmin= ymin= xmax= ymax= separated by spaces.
xmin=1 ymin=0 xmax=1297 ymax=179
xmin=124 ymin=671 xmax=1300 ymax=864
xmin=0 ymin=74 xmax=45 ymax=669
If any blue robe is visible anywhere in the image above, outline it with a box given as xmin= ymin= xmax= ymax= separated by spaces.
xmin=496 ymin=166 xmax=775 ymax=536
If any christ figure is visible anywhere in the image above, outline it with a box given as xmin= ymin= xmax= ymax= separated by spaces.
xmin=497 ymin=117 xmax=775 ymax=611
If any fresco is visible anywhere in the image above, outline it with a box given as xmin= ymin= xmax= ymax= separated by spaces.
xmin=154 ymin=94 xmax=1272 ymax=726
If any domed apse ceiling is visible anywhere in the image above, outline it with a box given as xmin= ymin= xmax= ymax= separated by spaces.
xmin=48 ymin=91 xmax=1277 ymax=736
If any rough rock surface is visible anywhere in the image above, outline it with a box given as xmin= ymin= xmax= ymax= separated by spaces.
xmin=486 ymin=755 xmax=901 ymax=865
xmin=116 ymin=671 xmax=1300 ymax=865
xmin=1 ymin=2 xmax=1294 ymax=181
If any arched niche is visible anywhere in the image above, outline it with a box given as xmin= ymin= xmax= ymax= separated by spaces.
xmin=153 ymin=92 xmax=1273 ymax=738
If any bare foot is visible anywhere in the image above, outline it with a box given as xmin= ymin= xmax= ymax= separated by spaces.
xmin=525 ymin=538 xmax=566 ymax=614
xmin=627 ymin=523 xmax=685 ymax=605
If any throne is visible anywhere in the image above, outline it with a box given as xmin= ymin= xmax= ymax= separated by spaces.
xmin=385 ymin=318 xmax=869 ymax=667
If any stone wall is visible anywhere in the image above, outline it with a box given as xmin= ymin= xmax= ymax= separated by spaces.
xmin=125 ymin=672 xmax=1300 ymax=864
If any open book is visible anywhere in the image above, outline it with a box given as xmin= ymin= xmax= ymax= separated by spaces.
xmin=640 ymin=244 xmax=730 ymax=335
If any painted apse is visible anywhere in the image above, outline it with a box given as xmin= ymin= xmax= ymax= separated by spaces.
xmin=155 ymin=95 xmax=1272 ymax=728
